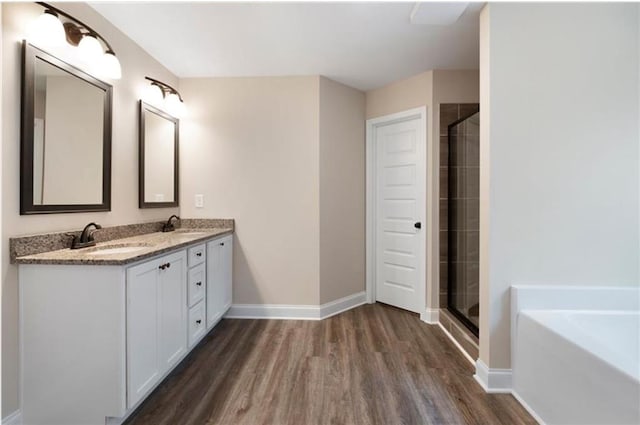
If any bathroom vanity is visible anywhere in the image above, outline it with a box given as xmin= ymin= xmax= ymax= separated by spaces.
xmin=16 ymin=226 xmax=233 ymax=425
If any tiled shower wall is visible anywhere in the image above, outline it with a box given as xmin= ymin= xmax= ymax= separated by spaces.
xmin=439 ymin=104 xmax=480 ymax=310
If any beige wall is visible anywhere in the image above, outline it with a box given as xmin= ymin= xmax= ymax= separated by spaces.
xmin=2 ymin=2 xmax=179 ymax=416
xmin=179 ymin=76 xmax=321 ymax=305
xmin=479 ymin=5 xmax=492 ymax=366
xmin=318 ymin=77 xmax=366 ymax=303
xmin=479 ymin=3 xmax=639 ymax=369
xmin=365 ymin=70 xmax=433 ymax=120
xmin=179 ymin=76 xmax=367 ymax=307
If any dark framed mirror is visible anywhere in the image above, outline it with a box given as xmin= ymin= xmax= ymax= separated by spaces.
xmin=20 ymin=41 xmax=112 ymax=215
xmin=139 ymin=101 xmax=179 ymax=208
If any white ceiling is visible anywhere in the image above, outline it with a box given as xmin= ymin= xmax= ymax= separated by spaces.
xmin=90 ymin=2 xmax=482 ymax=91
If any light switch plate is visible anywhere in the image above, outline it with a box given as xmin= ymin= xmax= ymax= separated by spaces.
xmin=195 ymin=194 xmax=204 ymax=208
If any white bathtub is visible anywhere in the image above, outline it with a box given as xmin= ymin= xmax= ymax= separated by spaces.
xmin=514 ymin=309 xmax=640 ymax=425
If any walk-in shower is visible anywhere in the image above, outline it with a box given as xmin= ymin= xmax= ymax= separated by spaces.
xmin=447 ymin=111 xmax=480 ymax=335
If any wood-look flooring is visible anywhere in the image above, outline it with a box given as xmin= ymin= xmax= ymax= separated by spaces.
xmin=125 ymin=303 xmax=535 ymax=425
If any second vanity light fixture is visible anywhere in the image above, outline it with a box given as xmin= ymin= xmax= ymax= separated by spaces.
xmin=29 ymin=2 xmax=122 ymax=79
xmin=144 ymin=76 xmax=186 ymax=118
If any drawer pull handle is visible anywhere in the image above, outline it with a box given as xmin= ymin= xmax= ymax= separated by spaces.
xmin=196 ymin=252 xmax=202 ymax=257
xmin=196 ymin=281 xmax=202 ymax=286
xmin=196 ymin=319 xmax=202 ymax=324
xmin=158 ymin=262 xmax=171 ymax=270
xmin=220 ymin=242 xmax=224 ymax=246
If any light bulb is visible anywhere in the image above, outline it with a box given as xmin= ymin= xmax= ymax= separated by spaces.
xmin=78 ymin=35 xmax=103 ymax=62
xmin=29 ymin=10 xmax=66 ymax=48
xmin=98 ymin=50 xmax=121 ymax=80
xmin=144 ymin=84 xmax=165 ymax=106
xmin=164 ymin=92 xmax=185 ymax=118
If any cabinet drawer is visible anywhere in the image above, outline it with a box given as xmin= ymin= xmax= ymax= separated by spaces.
xmin=188 ymin=301 xmax=206 ymax=348
xmin=188 ymin=244 xmax=206 ymax=267
xmin=188 ymin=263 xmax=206 ymax=307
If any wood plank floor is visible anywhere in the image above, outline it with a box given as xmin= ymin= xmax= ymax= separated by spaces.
xmin=125 ymin=303 xmax=536 ymax=425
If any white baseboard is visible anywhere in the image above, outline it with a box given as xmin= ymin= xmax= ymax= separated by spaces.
xmin=473 ymin=359 xmax=512 ymax=393
xmin=511 ymin=390 xmax=547 ymax=425
xmin=437 ymin=322 xmax=474 ymax=365
xmin=473 ymin=362 xmax=545 ymax=422
xmin=2 ymin=410 xmax=21 ymax=425
xmin=319 ymin=292 xmax=367 ymax=319
xmin=420 ymin=308 xmax=439 ymax=324
xmin=225 ymin=291 xmax=366 ymax=320
xmin=225 ymin=303 xmax=320 ymax=320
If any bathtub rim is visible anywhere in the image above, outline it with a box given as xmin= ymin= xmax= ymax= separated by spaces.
xmin=510 ymin=284 xmax=639 ymax=375
xmin=517 ymin=308 xmax=640 ymax=383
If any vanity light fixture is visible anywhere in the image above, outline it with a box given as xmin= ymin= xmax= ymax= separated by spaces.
xmin=29 ymin=2 xmax=122 ymax=79
xmin=144 ymin=76 xmax=186 ymax=118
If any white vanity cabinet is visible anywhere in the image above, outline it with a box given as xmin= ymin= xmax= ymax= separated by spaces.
xmin=206 ymin=234 xmax=233 ymax=329
xmin=126 ymin=250 xmax=187 ymax=409
xmin=18 ymin=232 xmax=233 ymax=425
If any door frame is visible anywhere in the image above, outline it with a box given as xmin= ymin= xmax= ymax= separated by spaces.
xmin=365 ymin=106 xmax=427 ymax=314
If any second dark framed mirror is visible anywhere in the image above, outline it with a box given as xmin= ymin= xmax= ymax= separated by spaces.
xmin=139 ymin=101 xmax=179 ymax=208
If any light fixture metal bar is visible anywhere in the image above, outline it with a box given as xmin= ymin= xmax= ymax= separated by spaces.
xmin=145 ymin=76 xmax=184 ymax=102
xmin=35 ymin=1 xmax=116 ymax=54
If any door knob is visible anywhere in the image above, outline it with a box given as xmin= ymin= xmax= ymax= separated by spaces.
xmin=414 ymin=222 xmax=422 ymax=229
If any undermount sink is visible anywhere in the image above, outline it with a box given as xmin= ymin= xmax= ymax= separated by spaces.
xmin=86 ymin=244 xmax=150 ymax=256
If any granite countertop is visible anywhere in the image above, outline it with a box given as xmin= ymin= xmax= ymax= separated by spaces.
xmin=15 ymin=228 xmax=233 ymax=266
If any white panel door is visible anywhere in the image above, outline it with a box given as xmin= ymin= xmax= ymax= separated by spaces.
xmin=374 ymin=117 xmax=424 ymax=313
xmin=158 ymin=251 xmax=188 ymax=371
xmin=126 ymin=258 xmax=162 ymax=409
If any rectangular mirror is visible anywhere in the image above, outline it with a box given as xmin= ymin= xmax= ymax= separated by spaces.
xmin=21 ymin=42 xmax=112 ymax=214
xmin=139 ymin=101 xmax=179 ymax=208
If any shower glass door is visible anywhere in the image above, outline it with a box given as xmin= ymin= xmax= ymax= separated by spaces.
xmin=447 ymin=112 xmax=480 ymax=336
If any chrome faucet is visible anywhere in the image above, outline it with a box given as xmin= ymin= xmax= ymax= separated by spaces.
xmin=162 ymin=215 xmax=180 ymax=232
xmin=71 ymin=222 xmax=102 ymax=249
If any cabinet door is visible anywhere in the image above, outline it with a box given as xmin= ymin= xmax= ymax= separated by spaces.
xmin=126 ymin=258 xmax=162 ymax=409
xmin=206 ymin=239 xmax=224 ymax=329
xmin=221 ymin=235 xmax=233 ymax=312
xmin=158 ymin=251 xmax=188 ymax=371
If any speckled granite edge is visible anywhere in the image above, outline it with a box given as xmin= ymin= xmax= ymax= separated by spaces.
xmin=178 ymin=218 xmax=235 ymax=230
xmin=10 ymin=218 xmax=235 ymax=264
